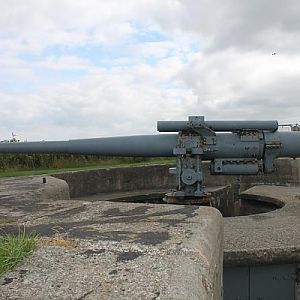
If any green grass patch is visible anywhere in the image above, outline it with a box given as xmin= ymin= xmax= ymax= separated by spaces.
xmin=0 ymin=230 xmax=38 ymax=276
xmin=0 ymin=158 xmax=175 ymax=177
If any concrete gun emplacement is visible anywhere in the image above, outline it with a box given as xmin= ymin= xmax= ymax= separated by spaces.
xmin=1 ymin=116 xmax=300 ymax=202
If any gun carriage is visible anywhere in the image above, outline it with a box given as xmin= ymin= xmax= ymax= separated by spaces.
xmin=1 ymin=116 xmax=299 ymax=202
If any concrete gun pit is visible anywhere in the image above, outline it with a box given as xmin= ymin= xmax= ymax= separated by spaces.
xmin=0 ymin=114 xmax=299 ymax=298
xmin=0 ymin=160 xmax=299 ymax=299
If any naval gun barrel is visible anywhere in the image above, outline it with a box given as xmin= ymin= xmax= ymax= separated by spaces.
xmin=0 ymin=135 xmax=177 ymax=157
xmin=0 ymin=132 xmax=300 ymax=159
xmin=277 ymin=131 xmax=300 ymax=157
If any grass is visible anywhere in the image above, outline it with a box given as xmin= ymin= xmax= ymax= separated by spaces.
xmin=40 ymin=233 xmax=78 ymax=249
xmin=39 ymin=237 xmax=78 ymax=249
xmin=0 ymin=158 xmax=175 ymax=178
xmin=0 ymin=229 xmax=78 ymax=277
xmin=0 ymin=230 xmax=38 ymax=276
xmin=38 ymin=227 xmax=78 ymax=249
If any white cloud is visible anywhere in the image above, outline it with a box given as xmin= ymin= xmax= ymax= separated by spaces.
xmin=35 ymin=55 xmax=91 ymax=70
xmin=0 ymin=56 xmax=189 ymax=140
xmin=1 ymin=0 xmax=300 ymax=141
xmin=178 ymin=49 xmax=300 ymax=122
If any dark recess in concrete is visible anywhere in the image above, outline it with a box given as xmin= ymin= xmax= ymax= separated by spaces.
xmin=104 ymin=191 xmax=282 ymax=217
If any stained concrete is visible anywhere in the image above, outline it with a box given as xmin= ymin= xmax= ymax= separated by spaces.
xmin=0 ymin=176 xmax=69 ymax=202
xmin=1 ymin=160 xmax=300 ymax=298
xmin=0 ymin=177 xmax=223 ymax=300
xmin=52 ymin=158 xmax=300 ymax=198
xmin=53 ymin=165 xmax=175 ymax=198
xmin=224 ymin=185 xmax=300 ymax=267
xmin=0 ymin=176 xmax=90 ymax=224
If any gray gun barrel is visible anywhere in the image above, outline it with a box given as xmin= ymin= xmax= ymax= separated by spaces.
xmin=0 ymin=135 xmax=177 ymax=157
xmin=278 ymin=132 xmax=300 ymax=157
xmin=157 ymin=120 xmax=278 ymax=132
xmin=0 ymin=132 xmax=300 ymax=158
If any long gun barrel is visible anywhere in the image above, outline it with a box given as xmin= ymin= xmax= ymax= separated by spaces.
xmin=1 ymin=116 xmax=300 ymax=201
xmin=0 ymin=135 xmax=177 ymax=157
xmin=1 ymin=132 xmax=299 ymax=159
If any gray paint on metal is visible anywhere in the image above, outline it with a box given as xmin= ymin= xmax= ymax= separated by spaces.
xmin=278 ymin=132 xmax=300 ymax=157
xmin=250 ymin=264 xmax=296 ymax=300
xmin=2 ymin=132 xmax=300 ymax=158
xmin=224 ymin=266 xmax=249 ymax=300
xmin=157 ymin=120 xmax=278 ymax=132
xmin=224 ymin=264 xmax=297 ymax=300
xmin=0 ymin=135 xmax=177 ymax=157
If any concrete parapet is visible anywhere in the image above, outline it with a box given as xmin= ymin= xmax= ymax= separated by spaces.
xmin=53 ymin=158 xmax=300 ymax=199
xmin=0 ymin=175 xmax=71 ymax=222
xmin=53 ymin=164 xmax=175 ymax=198
xmin=0 ymin=175 xmax=70 ymax=203
xmin=1 ymin=159 xmax=300 ymax=298
xmin=224 ymin=185 xmax=300 ymax=267
xmin=1 ymin=202 xmax=223 ymax=300
xmin=223 ymin=185 xmax=300 ymax=299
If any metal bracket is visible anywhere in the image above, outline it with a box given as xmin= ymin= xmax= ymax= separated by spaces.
xmin=263 ymin=132 xmax=281 ymax=173
xmin=187 ymin=116 xmax=216 ymax=137
xmin=168 ymin=117 xmax=218 ymax=201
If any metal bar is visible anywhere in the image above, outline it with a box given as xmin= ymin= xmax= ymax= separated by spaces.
xmin=157 ymin=120 xmax=278 ymax=132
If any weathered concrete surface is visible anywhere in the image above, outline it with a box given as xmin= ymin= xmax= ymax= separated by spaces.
xmin=53 ymin=158 xmax=300 ymax=198
xmin=1 ymin=160 xmax=300 ymax=298
xmin=207 ymin=185 xmax=240 ymax=217
xmin=224 ymin=185 xmax=300 ymax=267
xmin=0 ymin=176 xmax=71 ymax=222
xmin=0 ymin=176 xmax=70 ymax=201
xmin=0 ymin=201 xmax=223 ymax=300
xmin=53 ymin=164 xmax=175 ymax=198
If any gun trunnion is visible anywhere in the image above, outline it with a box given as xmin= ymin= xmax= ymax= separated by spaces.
xmin=1 ymin=116 xmax=300 ymax=202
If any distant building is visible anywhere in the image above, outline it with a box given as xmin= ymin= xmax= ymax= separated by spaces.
xmin=291 ymin=124 xmax=300 ymax=131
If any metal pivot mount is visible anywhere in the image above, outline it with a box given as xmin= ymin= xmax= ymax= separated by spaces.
xmin=163 ymin=116 xmax=216 ymax=202
xmin=157 ymin=116 xmax=281 ymax=203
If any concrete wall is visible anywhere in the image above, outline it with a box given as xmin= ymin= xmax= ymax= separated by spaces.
xmin=53 ymin=164 xmax=175 ymax=198
xmin=0 ymin=175 xmax=70 ymax=203
xmin=53 ymin=158 xmax=300 ymax=199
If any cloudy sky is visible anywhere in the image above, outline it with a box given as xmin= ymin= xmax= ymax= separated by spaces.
xmin=1 ymin=0 xmax=300 ymax=140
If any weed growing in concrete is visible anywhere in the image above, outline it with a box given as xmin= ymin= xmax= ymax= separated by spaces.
xmin=39 ymin=228 xmax=78 ymax=249
xmin=0 ymin=230 xmax=38 ymax=276
xmin=39 ymin=236 xmax=78 ymax=249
